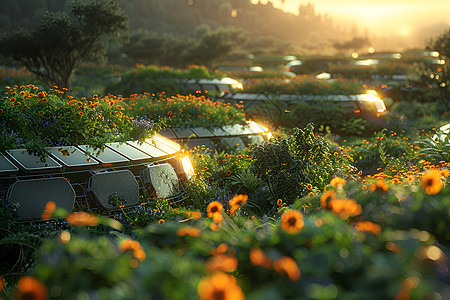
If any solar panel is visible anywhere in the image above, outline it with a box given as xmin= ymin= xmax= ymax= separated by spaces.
xmin=190 ymin=127 xmax=215 ymax=138
xmin=77 ymin=145 xmax=129 ymax=165
xmin=127 ymin=140 xmax=168 ymax=158
xmin=211 ymin=127 xmax=229 ymax=136
xmin=141 ymin=163 xmax=179 ymax=198
xmin=147 ymin=135 xmax=180 ymax=155
xmin=7 ymin=177 xmax=75 ymax=220
xmin=106 ymin=142 xmax=152 ymax=161
xmin=248 ymin=121 xmax=269 ymax=134
xmin=172 ymin=128 xmax=196 ymax=139
xmin=222 ymin=124 xmax=252 ymax=135
xmin=87 ymin=170 xmax=139 ymax=210
xmin=0 ymin=154 xmax=19 ymax=175
xmin=47 ymin=146 xmax=99 ymax=167
xmin=159 ymin=128 xmax=176 ymax=139
xmin=7 ymin=149 xmax=62 ymax=171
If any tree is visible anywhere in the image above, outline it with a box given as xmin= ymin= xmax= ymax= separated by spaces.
xmin=333 ymin=36 xmax=369 ymax=52
xmin=0 ymin=0 xmax=128 ymax=89
xmin=427 ymin=28 xmax=450 ymax=109
xmin=185 ymin=27 xmax=241 ymax=69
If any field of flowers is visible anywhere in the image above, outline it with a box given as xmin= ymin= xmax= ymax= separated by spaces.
xmin=0 ymin=68 xmax=449 ymax=299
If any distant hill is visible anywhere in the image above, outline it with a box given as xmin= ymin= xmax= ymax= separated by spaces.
xmin=0 ymin=0 xmax=351 ymax=52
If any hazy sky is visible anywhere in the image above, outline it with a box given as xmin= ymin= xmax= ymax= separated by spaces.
xmin=257 ymin=0 xmax=450 ymax=49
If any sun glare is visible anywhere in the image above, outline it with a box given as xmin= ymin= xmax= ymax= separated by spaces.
xmin=397 ymin=26 xmax=411 ymax=36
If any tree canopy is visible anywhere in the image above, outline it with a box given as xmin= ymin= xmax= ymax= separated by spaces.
xmin=0 ymin=0 xmax=128 ymax=89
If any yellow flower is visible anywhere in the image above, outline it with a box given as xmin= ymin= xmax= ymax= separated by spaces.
xmin=281 ymin=210 xmax=304 ymax=234
xmin=420 ymin=169 xmax=443 ymax=195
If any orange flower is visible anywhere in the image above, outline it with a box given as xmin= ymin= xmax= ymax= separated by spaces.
xmin=369 ymin=180 xmax=389 ymax=194
xmin=229 ymin=194 xmax=248 ymax=216
xmin=158 ymin=219 xmax=165 ymax=224
xmin=78 ymin=111 xmax=84 ymax=116
xmin=320 ymin=190 xmax=336 ymax=210
xmin=186 ymin=211 xmax=201 ymax=220
xmin=330 ymin=198 xmax=362 ymax=219
xmin=210 ymin=221 xmax=222 ymax=231
xmin=355 ymin=221 xmax=381 ymax=235
xmin=41 ymin=201 xmax=56 ymax=220
xmin=177 ymin=226 xmax=201 ymax=237
xmin=118 ymin=238 xmax=146 ymax=263
xmin=330 ymin=177 xmax=345 ymax=187
xmin=306 ymin=184 xmax=312 ymax=190
xmin=308 ymin=192 xmax=314 ymax=197
xmin=281 ymin=210 xmax=304 ymax=234
xmin=225 ymin=170 xmax=232 ymax=176
xmin=206 ymin=254 xmax=238 ymax=273
xmin=420 ymin=169 xmax=443 ymax=195
xmin=0 ymin=276 xmax=4 ymax=291
xmin=14 ymin=276 xmax=47 ymax=300
xmin=197 ymin=272 xmax=244 ymax=300
xmin=167 ymin=111 xmax=173 ymax=116
xmin=274 ymin=256 xmax=301 ymax=282
xmin=249 ymin=247 xmax=272 ymax=269
xmin=38 ymin=111 xmax=44 ymax=116
xmin=207 ymin=201 xmax=223 ymax=218
xmin=66 ymin=212 xmax=99 ymax=226
xmin=277 ymin=199 xmax=283 ymax=206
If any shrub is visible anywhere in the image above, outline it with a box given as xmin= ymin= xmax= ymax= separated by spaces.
xmin=251 ymin=123 xmax=353 ymax=204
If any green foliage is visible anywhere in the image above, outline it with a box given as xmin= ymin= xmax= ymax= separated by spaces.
xmin=244 ymin=76 xmax=365 ymax=95
xmin=105 ymin=65 xmax=222 ymax=97
xmin=0 ymin=85 xmax=161 ymax=159
xmin=0 ymin=0 xmax=128 ymax=88
xmin=120 ymin=92 xmax=246 ymax=128
xmin=416 ymin=134 xmax=450 ymax=163
xmin=251 ymin=123 xmax=352 ymax=204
